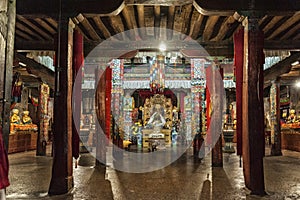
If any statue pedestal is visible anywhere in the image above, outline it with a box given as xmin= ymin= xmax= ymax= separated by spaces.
xmin=8 ymin=131 xmax=38 ymax=153
xmin=161 ymin=129 xmax=171 ymax=146
xmin=142 ymin=128 xmax=172 ymax=150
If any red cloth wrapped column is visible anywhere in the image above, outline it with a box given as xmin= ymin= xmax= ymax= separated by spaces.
xmin=72 ymin=30 xmax=83 ymax=160
xmin=234 ymin=28 xmax=244 ymax=156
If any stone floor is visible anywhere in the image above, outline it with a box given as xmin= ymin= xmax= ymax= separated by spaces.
xmin=5 ymin=146 xmax=300 ymax=200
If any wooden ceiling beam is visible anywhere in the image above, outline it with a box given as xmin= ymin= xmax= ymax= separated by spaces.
xmin=267 ymin=13 xmax=300 ymax=40
xmin=15 ymin=29 xmax=35 ymax=40
xmin=293 ymin=33 xmax=300 ymax=40
xmin=15 ymin=53 xmax=55 ymax=89
xmin=190 ymin=13 xmax=204 ymax=40
xmin=15 ymin=40 xmax=55 ymax=51
xmin=109 ymin=16 xmax=128 ymax=40
xmin=71 ymin=18 xmax=91 ymax=40
xmin=154 ymin=5 xmax=161 ymax=39
xmin=84 ymin=40 xmax=234 ymax=57
xmin=92 ymin=17 xmax=111 ymax=39
xmin=137 ymin=5 xmax=146 ymax=39
xmin=258 ymin=16 xmax=268 ymax=26
xmin=160 ymin=12 xmax=168 ymax=40
xmin=137 ymin=5 xmax=145 ymax=28
xmin=280 ymin=22 xmax=300 ymax=40
xmin=14 ymin=38 xmax=300 ymax=58
xmin=76 ymin=13 xmax=101 ymax=41
xmin=264 ymin=52 xmax=300 ymax=85
xmin=188 ymin=10 xmax=199 ymax=38
xmin=83 ymin=39 xmax=300 ymax=58
xmin=180 ymin=4 xmax=193 ymax=38
xmin=166 ymin=6 xmax=175 ymax=40
xmin=122 ymin=6 xmax=134 ymax=30
xmin=202 ymin=16 xmax=219 ymax=41
xmin=44 ymin=18 xmax=58 ymax=29
xmin=262 ymin=16 xmax=285 ymax=34
xmin=34 ymin=18 xmax=57 ymax=35
xmin=15 ymin=21 xmax=45 ymax=40
xmin=211 ymin=16 xmax=236 ymax=41
xmin=17 ymin=15 xmax=53 ymax=40
xmin=264 ymin=40 xmax=300 ymax=50
xmin=121 ymin=6 xmax=138 ymax=40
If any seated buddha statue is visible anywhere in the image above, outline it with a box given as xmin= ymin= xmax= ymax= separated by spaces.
xmin=146 ymin=104 xmax=166 ymax=129
xmin=10 ymin=109 xmax=21 ymax=124
xmin=22 ymin=111 xmax=32 ymax=124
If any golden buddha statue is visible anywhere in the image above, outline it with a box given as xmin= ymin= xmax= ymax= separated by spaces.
xmin=22 ymin=111 xmax=32 ymax=124
xmin=10 ymin=109 xmax=21 ymax=124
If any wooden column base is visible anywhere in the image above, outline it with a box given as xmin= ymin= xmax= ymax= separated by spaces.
xmin=212 ymin=136 xmax=223 ymax=167
xmin=48 ymin=176 xmax=74 ymax=195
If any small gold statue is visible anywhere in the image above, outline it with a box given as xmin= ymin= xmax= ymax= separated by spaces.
xmin=10 ymin=109 xmax=21 ymax=124
xmin=22 ymin=111 xmax=32 ymax=124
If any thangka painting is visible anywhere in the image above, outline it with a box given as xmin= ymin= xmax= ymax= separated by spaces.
xmin=191 ymin=59 xmax=206 ymax=87
xmin=184 ymin=95 xmax=192 ymax=111
xmin=123 ymin=96 xmax=134 ymax=111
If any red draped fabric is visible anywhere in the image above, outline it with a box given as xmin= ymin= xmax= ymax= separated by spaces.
xmin=0 ymin=127 xmax=9 ymax=189
xmin=234 ymin=28 xmax=244 ymax=156
xmin=105 ymin=68 xmax=112 ymax=140
xmin=72 ymin=30 xmax=83 ymax=159
xmin=206 ymin=67 xmax=212 ymax=145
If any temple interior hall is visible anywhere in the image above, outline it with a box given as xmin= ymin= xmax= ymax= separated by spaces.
xmin=0 ymin=0 xmax=300 ymax=199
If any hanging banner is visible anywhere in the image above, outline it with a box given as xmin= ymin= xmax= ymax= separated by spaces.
xmin=270 ymin=82 xmax=277 ymax=145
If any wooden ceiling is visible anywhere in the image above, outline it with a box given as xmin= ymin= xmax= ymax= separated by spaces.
xmin=14 ymin=0 xmax=300 ymax=87
xmin=15 ymin=1 xmax=300 ymax=56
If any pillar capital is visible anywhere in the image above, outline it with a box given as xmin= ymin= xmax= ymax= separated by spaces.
xmin=242 ymin=16 xmax=260 ymax=31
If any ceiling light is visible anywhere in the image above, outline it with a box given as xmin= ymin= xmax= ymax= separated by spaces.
xmin=296 ymin=81 xmax=300 ymax=88
xmin=291 ymin=61 xmax=299 ymax=66
xmin=19 ymin=62 xmax=26 ymax=67
xmin=159 ymin=43 xmax=166 ymax=52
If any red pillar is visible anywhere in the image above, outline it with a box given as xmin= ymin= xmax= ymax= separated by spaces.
xmin=234 ymin=28 xmax=244 ymax=156
xmin=242 ymin=17 xmax=265 ymax=195
xmin=72 ymin=30 xmax=84 ymax=160
xmin=49 ymin=18 xmax=74 ymax=195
